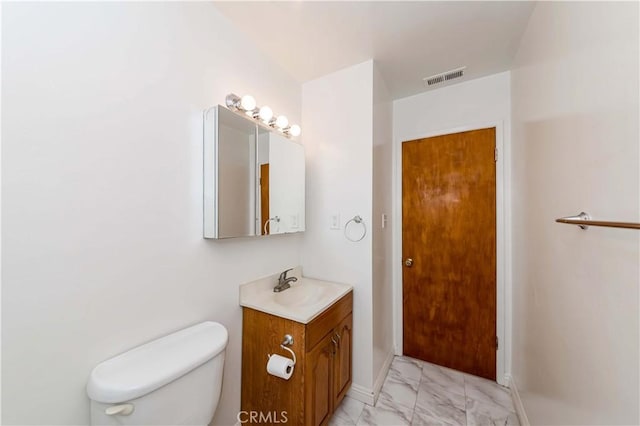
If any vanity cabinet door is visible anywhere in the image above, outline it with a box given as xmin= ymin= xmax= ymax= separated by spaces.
xmin=332 ymin=314 xmax=353 ymax=406
xmin=305 ymin=333 xmax=334 ymax=426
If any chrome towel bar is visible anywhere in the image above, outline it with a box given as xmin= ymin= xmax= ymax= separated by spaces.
xmin=556 ymin=212 xmax=640 ymax=230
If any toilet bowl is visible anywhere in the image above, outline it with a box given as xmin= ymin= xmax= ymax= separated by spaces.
xmin=87 ymin=321 xmax=228 ymax=425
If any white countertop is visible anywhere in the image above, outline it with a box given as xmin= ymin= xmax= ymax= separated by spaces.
xmin=239 ymin=269 xmax=353 ymax=324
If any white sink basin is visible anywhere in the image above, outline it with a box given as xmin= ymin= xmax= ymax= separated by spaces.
xmin=273 ymin=283 xmax=327 ymax=308
xmin=239 ymin=270 xmax=352 ymax=324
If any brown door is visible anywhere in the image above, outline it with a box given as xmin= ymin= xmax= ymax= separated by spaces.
xmin=402 ymin=127 xmax=497 ymax=380
xmin=260 ymin=163 xmax=270 ymax=235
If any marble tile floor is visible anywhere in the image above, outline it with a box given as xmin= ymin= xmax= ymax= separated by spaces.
xmin=330 ymin=356 xmax=519 ymax=426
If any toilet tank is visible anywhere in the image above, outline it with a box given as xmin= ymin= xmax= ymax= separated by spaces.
xmin=87 ymin=322 xmax=228 ymax=426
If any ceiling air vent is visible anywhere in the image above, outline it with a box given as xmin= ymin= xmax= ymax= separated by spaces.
xmin=423 ymin=66 xmax=466 ymax=87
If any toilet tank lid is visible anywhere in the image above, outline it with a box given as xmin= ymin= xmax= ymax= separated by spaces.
xmin=87 ymin=321 xmax=228 ymax=403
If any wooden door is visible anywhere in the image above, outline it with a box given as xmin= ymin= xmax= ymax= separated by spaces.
xmin=402 ymin=127 xmax=497 ymax=380
xmin=305 ymin=334 xmax=334 ymax=426
xmin=332 ymin=314 xmax=352 ymax=407
xmin=260 ymin=163 xmax=270 ymax=235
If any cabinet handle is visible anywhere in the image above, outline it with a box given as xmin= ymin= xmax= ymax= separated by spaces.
xmin=334 ymin=332 xmax=341 ymax=345
xmin=331 ymin=336 xmax=338 ymax=354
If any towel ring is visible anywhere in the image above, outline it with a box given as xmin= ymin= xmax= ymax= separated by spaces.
xmin=263 ymin=216 xmax=280 ymax=234
xmin=344 ymin=215 xmax=366 ymax=242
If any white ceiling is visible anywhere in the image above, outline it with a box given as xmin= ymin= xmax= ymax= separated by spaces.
xmin=213 ymin=1 xmax=536 ymax=100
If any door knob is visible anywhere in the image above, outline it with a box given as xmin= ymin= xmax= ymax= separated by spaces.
xmin=405 ymin=258 xmax=413 ymax=267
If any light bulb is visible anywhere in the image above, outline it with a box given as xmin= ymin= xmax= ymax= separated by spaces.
xmin=240 ymin=95 xmax=256 ymax=111
xmin=275 ymin=115 xmax=289 ymax=129
xmin=259 ymin=106 xmax=273 ymax=122
xmin=289 ymin=124 xmax=301 ymax=137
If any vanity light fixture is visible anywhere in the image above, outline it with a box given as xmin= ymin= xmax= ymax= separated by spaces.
xmin=258 ymin=106 xmax=273 ymax=122
xmin=287 ymin=125 xmax=301 ymax=137
xmin=225 ymin=93 xmax=254 ymax=112
xmin=275 ymin=115 xmax=289 ymax=130
xmin=225 ymin=93 xmax=301 ymax=138
xmin=240 ymin=95 xmax=256 ymax=111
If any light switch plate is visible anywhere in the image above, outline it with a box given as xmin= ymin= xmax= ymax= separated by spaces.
xmin=330 ymin=213 xmax=340 ymax=230
xmin=381 ymin=213 xmax=388 ymax=228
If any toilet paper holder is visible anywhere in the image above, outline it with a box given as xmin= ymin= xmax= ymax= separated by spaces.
xmin=268 ymin=334 xmax=297 ymax=365
xmin=281 ymin=334 xmax=294 ymax=347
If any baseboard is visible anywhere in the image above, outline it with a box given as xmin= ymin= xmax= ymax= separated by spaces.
xmin=507 ymin=375 xmax=530 ymax=426
xmin=372 ymin=349 xmax=395 ymax=405
xmin=498 ymin=372 xmax=510 ymax=387
xmin=347 ymin=348 xmax=395 ymax=406
xmin=346 ymin=383 xmax=375 ymax=406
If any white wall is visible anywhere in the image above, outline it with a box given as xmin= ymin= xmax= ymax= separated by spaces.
xmin=510 ymin=2 xmax=639 ymax=424
xmin=371 ymin=65 xmax=394 ymax=386
xmin=301 ymin=61 xmax=375 ymax=392
xmin=394 ymin=72 xmax=511 ymax=140
xmin=393 ymin=72 xmax=512 ymax=383
xmin=1 ymin=3 xmax=302 ymax=424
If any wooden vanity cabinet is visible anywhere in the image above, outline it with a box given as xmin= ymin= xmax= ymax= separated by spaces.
xmin=242 ymin=291 xmax=353 ymax=426
xmin=333 ymin=313 xmax=352 ymax=405
xmin=305 ymin=332 xmax=334 ymax=426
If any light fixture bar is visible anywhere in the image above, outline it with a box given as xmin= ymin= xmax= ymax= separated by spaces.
xmin=225 ymin=92 xmax=301 ymax=139
xmin=225 ymin=93 xmax=241 ymax=109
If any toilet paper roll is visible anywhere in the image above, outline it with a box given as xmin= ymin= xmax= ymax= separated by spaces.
xmin=267 ymin=354 xmax=294 ymax=380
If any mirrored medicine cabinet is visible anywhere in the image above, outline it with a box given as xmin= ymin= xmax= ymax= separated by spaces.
xmin=203 ymin=105 xmax=305 ymax=239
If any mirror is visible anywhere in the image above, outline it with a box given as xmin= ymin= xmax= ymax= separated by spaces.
xmin=257 ymin=128 xmax=305 ymax=235
xmin=204 ymin=105 xmax=305 ymax=239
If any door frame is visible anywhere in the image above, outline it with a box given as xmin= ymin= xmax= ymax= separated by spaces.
xmin=392 ymin=121 xmax=511 ymax=386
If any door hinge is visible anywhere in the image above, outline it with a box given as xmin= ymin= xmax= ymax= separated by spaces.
xmin=496 ymin=336 xmax=499 ymax=350
xmin=494 ymin=148 xmax=498 ymax=162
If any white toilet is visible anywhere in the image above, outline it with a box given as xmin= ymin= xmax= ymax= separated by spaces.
xmin=87 ymin=321 xmax=228 ymax=425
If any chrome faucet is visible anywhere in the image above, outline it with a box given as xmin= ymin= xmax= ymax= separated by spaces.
xmin=274 ymin=268 xmax=298 ymax=293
